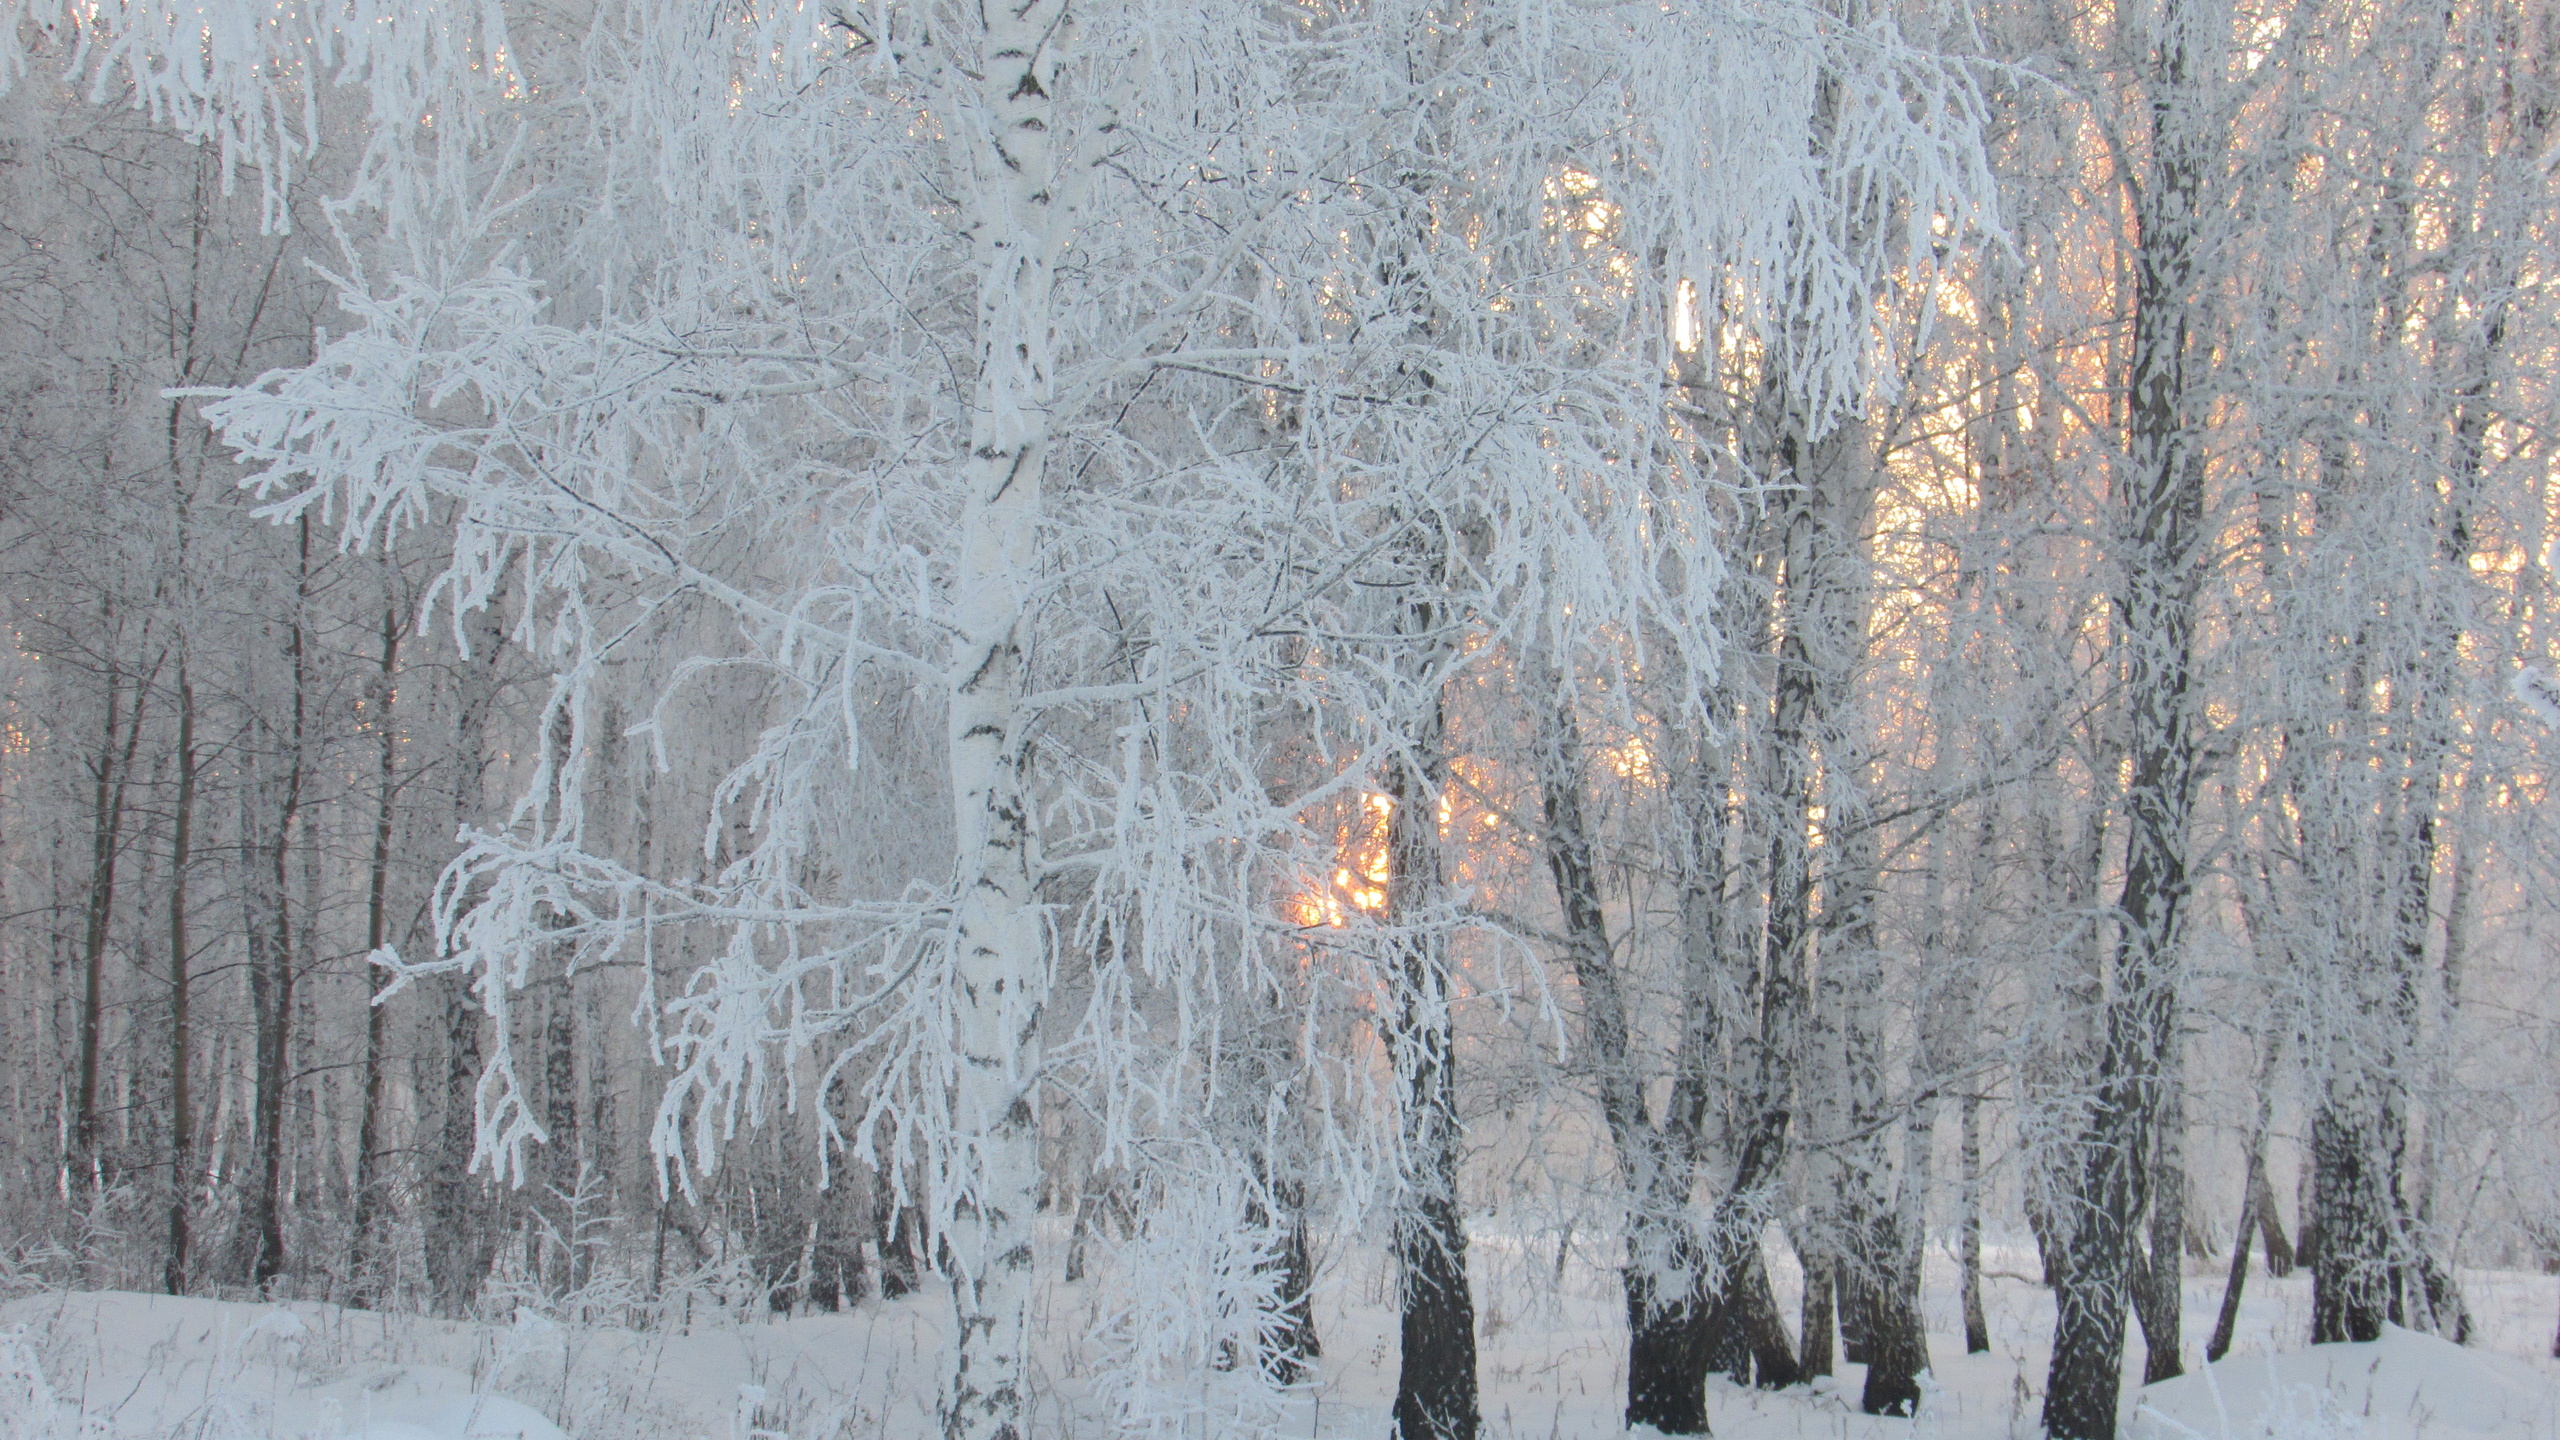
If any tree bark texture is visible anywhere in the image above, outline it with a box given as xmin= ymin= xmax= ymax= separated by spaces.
xmin=936 ymin=10 xmax=1069 ymax=1436
xmin=242 ymin=518 xmax=313 ymax=1292
xmin=424 ymin=583 xmax=509 ymax=1316
xmin=1536 ymin=684 xmax=1711 ymax=1433
xmin=74 ymin=653 xmax=145 ymax=1195
xmin=1384 ymin=670 xmax=1479 ymax=1440
xmin=2208 ymin=1035 xmax=2284 ymax=1362
xmin=350 ymin=606 xmax=402 ymax=1305
xmin=162 ymin=662 xmax=196 ymax=1296
xmin=2043 ymin=1 xmax=2211 ymax=1431
xmin=1960 ymin=1090 xmax=1989 ymax=1355
xmin=2132 ymin=1057 xmax=2189 ymax=1383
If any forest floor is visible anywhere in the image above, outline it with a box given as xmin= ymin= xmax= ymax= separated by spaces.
xmin=4 ymin=1237 xmax=2555 ymax=1440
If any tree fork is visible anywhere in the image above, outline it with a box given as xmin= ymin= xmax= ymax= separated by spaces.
xmin=1536 ymin=683 xmax=1713 ymax=1433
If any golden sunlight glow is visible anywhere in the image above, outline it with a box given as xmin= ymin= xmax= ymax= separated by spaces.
xmin=1600 ymin=732 xmax=1658 ymax=784
xmin=1291 ymin=793 xmax=1396 ymax=928
xmin=1547 ymin=168 xmax=1620 ymax=249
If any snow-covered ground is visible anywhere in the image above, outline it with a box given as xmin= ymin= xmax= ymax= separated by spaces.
xmin=5 ymin=1238 xmax=2555 ymax=1439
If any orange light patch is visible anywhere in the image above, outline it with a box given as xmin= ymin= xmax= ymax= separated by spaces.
xmin=1290 ymin=792 xmax=1396 ymax=927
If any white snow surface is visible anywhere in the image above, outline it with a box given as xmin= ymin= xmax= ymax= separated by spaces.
xmin=2134 ymin=1328 xmax=2554 ymax=1440
xmin=4 ymin=1243 xmax=2558 ymax=1439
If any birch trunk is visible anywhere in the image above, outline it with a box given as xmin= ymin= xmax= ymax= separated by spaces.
xmin=424 ymin=586 xmax=509 ymax=1316
xmin=2043 ymin=0 xmax=2213 ymax=1428
xmin=351 ymin=605 xmax=402 ymax=1305
xmin=2132 ymin=1057 xmax=2188 ymax=1382
xmin=73 ymin=647 xmax=144 ymax=1196
xmin=2207 ymin=1033 xmax=2281 ymax=1362
xmin=1960 ymin=1090 xmax=1988 ymax=1354
xmin=162 ymin=661 xmax=197 ymax=1296
xmin=1383 ymin=635 xmax=1478 ymax=1440
xmin=1710 ymin=418 xmax=1871 ymax=1395
xmin=246 ymin=515 xmax=316 ymax=1292
xmin=937 ymin=9 xmax=1068 ymax=1436
xmin=1534 ymin=681 xmax=1708 ymax=1434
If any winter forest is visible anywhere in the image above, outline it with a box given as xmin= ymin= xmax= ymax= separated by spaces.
xmin=4 ymin=0 xmax=2560 ymax=1438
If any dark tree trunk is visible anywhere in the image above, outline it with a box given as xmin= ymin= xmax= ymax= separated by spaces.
xmin=2207 ymin=1147 xmax=2262 ymax=1363
xmin=1961 ymin=1091 xmax=1990 ymax=1354
xmin=1740 ymin=1250 xmax=1799 ymax=1386
xmin=1835 ymin=829 xmax=1915 ymax=1414
xmin=350 ymin=605 xmax=402 ymax=1307
xmin=2130 ymin=1247 xmax=2179 ymax=1385
xmin=2044 ymin=2 xmax=2211 ymax=1432
xmin=423 ymin=974 xmax=496 ymax=1314
xmin=74 ymin=656 xmax=145 ymax=1196
xmin=539 ymin=976 xmax=583 ymax=1291
xmin=1859 ymin=1244 xmax=1929 ymax=1417
xmin=1703 ymin=1258 xmax=1753 ymax=1384
xmin=1260 ymin=1175 xmax=1322 ymax=1383
xmin=1858 ymin=1101 xmax=1934 ymax=1417
xmin=1707 ymin=379 xmax=1869 ymax=1399
xmin=2025 ymin=1142 xmax=2068 ymax=1292
xmin=241 ymin=748 xmax=300 ymax=1292
xmin=538 ymin=697 xmax=584 ymax=1230
xmin=1837 ymin=1264 xmax=1875 ymax=1366
xmin=1624 ymin=1299 xmax=1709 ymax=1434
xmin=1393 ymin=1185 xmax=1479 ymax=1440
xmin=2209 ymin=1035 xmax=2284 ymax=1362
xmin=1623 ymin=1214 xmax=1712 ymax=1433
xmin=162 ymin=663 xmax=196 ymax=1296
xmin=1384 ymin=699 xmax=1478 ymax=1440
xmin=2391 ymin=819 xmax=2468 ymax=1344
xmin=2410 ymin=1250 xmax=2468 ymax=1344
xmin=1534 ymin=683 xmax=1714 ymax=1432
xmin=1701 ymin=1226 xmax=1800 ymax=1390
xmin=2133 ymin=1068 xmax=2188 ymax=1383
xmin=242 ymin=515 xmax=316 ymax=1293
xmin=422 ymin=585 xmax=508 ymax=1315
xmin=1693 ymin=453 xmax=1830 ymax=1397
xmin=2310 ymin=1106 xmax=2390 ymax=1343
xmin=2371 ymin=31 xmax=2542 ymax=1343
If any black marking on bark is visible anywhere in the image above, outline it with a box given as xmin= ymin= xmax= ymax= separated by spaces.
xmin=989 ymin=447 xmax=1033 ymax=504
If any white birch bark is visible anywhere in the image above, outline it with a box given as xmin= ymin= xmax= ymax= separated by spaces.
xmin=940 ymin=7 xmax=1068 ymax=1437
